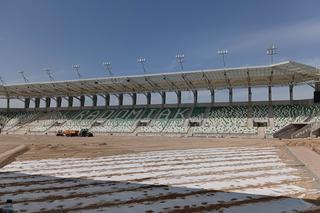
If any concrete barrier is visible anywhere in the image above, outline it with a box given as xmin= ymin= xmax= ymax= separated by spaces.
xmin=0 ymin=145 xmax=29 ymax=168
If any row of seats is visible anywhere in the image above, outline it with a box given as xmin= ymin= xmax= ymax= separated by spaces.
xmin=266 ymin=105 xmax=320 ymax=134
xmin=29 ymin=111 xmax=75 ymax=132
xmin=0 ymin=112 xmax=40 ymax=132
xmin=193 ymin=106 xmax=254 ymax=134
xmin=91 ymin=109 xmax=143 ymax=133
xmin=2 ymin=104 xmax=320 ymax=136
xmin=136 ymin=108 xmax=177 ymax=134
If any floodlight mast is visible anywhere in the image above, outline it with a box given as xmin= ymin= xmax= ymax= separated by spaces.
xmin=0 ymin=76 xmax=5 ymax=85
xmin=72 ymin=64 xmax=81 ymax=79
xmin=137 ymin=58 xmax=147 ymax=74
xmin=267 ymin=44 xmax=278 ymax=64
xmin=103 ymin=62 xmax=113 ymax=76
xmin=176 ymin=54 xmax=185 ymax=70
xmin=19 ymin=71 xmax=29 ymax=83
xmin=43 ymin=68 xmax=54 ymax=81
xmin=218 ymin=49 xmax=228 ymax=68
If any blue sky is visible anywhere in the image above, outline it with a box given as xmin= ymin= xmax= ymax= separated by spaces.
xmin=0 ymin=0 xmax=320 ymax=105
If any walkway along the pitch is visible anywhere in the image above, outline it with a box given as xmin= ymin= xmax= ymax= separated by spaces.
xmin=0 ymin=145 xmax=29 ymax=168
xmin=288 ymin=146 xmax=320 ymax=181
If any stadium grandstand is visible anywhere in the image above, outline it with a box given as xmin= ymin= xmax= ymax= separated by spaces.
xmin=0 ymin=60 xmax=320 ymax=139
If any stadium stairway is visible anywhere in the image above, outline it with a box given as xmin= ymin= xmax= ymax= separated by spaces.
xmin=275 ymin=121 xmax=320 ymax=139
xmin=273 ymin=123 xmax=307 ymax=139
xmin=135 ymin=108 xmax=165 ymax=136
xmin=186 ymin=107 xmax=206 ymax=136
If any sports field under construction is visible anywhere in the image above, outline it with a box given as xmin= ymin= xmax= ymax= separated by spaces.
xmin=0 ymin=135 xmax=320 ymax=212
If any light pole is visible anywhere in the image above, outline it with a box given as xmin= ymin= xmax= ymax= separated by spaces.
xmin=267 ymin=44 xmax=278 ymax=64
xmin=176 ymin=54 xmax=185 ymax=70
xmin=72 ymin=64 xmax=81 ymax=79
xmin=0 ymin=76 xmax=5 ymax=85
xmin=218 ymin=49 xmax=228 ymax=68
xmin=137 ymin=58 xmax=147 ymax=74
xmin=103 ymin=62 xmax=113 ymax=76
xmin=19 ymin=71 xmax=29 ymax=83
xmin=266 ymin=44 xmax=278 ymax=104
xmin=43 ymin=68 xmax=54 ymax=81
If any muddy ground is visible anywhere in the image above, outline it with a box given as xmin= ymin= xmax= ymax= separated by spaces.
xmin=0 ymin=134 xmax=289 ymax=160
xmin=0 ymin=134 xmax=319 ymax=161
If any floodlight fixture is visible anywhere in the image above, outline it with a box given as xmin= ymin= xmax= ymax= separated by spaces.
xmin=218 ymin=49 xmax=228 ymax=68
xmin=267 ymin=44 xmax=278 ymax=64
xmin=72 ymin=64 xmax=81 ymax=79
xmin=137 ymin=58 xmax=147 ymax=74
xmin=103 ymin=62 xmax=113 ymax=76
xmin=176 ymin=54 xmax=185 ymax=70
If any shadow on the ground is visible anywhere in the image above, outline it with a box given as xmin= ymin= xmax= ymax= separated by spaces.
xmin=0 ymin=171 xmax=319 ymax=213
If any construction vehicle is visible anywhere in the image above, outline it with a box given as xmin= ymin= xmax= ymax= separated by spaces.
xmin=56 ymin=129 xmax=93 ymax=137
xmin=56 ymin=130 xmax=64 ymax=136
xmin=79 ymin=129 xmax=93 ymax=137
xmin=63 ymin=130 xmax=80 ymax=137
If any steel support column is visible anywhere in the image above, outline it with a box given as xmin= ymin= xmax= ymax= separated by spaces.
xmin=132 ymin=93 xmax=137 ymax=106
xmin=6 ymin=97 xmax=10 ymax=112
xmin=25 ymin=98 xmax=30 ymax=109
xmin=315 ymin=82 xmax=320 ymax=91
xmin=146 ymin=92 xmax=151 ymax=106
xmin=229 ymin=88 xmax=233 ymax=104
xmin=56 ymin=97 xmax=62 ymax=108
xmin=210 ymin=89 xmax=215 ymax=104
xmin=268 ymin=86 xmax=272 ymax=104
xmin=105 ymin=94 xmax=110 ymax=107
xmin=177 ymin=91 xmax=181 ymax=105
xmin=247 ymin=87 xmax=253 ymax=122
xmin=248 ymin=87 xmax=252 ymax=103
xmin=289 ymin=85 xmax=294 ymax=103
xmin=161 ymin=91 xmax=166 ymax=106
xmin=80 ymin=95 xmax=85 ymax=108
xmin=314 ymin=82 xmax=320 ymax=103
xmin=193 ymin=90 xmax=198 ymax=105
xmin=46 ymin=97 xmax=51 ymax=108
xmin=92 ymin=95 xmax=97 ymax=107
xmin=68 ymin=96 xmax=73 ymax=108
xmin=118 ymin=94 xmax=123 ymax=106
xmin=268 ymin=85 xmax=274 ymax=120
xmin=35 ymin=98 xmax=40 ymax=109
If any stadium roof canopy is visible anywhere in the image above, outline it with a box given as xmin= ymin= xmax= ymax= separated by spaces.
xmin=0 ymin=61 xmax=319 ymax=98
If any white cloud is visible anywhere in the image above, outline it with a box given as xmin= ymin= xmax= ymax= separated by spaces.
xmin=228 ymin=18 xmax=320 ymax=52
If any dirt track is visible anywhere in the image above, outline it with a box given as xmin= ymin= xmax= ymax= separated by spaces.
xmin=0 ymin=134 xmax=285 ymax=160
xmin=0 ymin=134 xmax=319 ymax=168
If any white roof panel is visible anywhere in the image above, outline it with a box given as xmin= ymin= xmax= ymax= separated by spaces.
xmin=0 ymin=61 xmax=318 ymax=98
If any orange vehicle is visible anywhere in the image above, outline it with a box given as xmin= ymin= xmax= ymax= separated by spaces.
xmin=63 ymin=130 xmax=80 ymax=137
